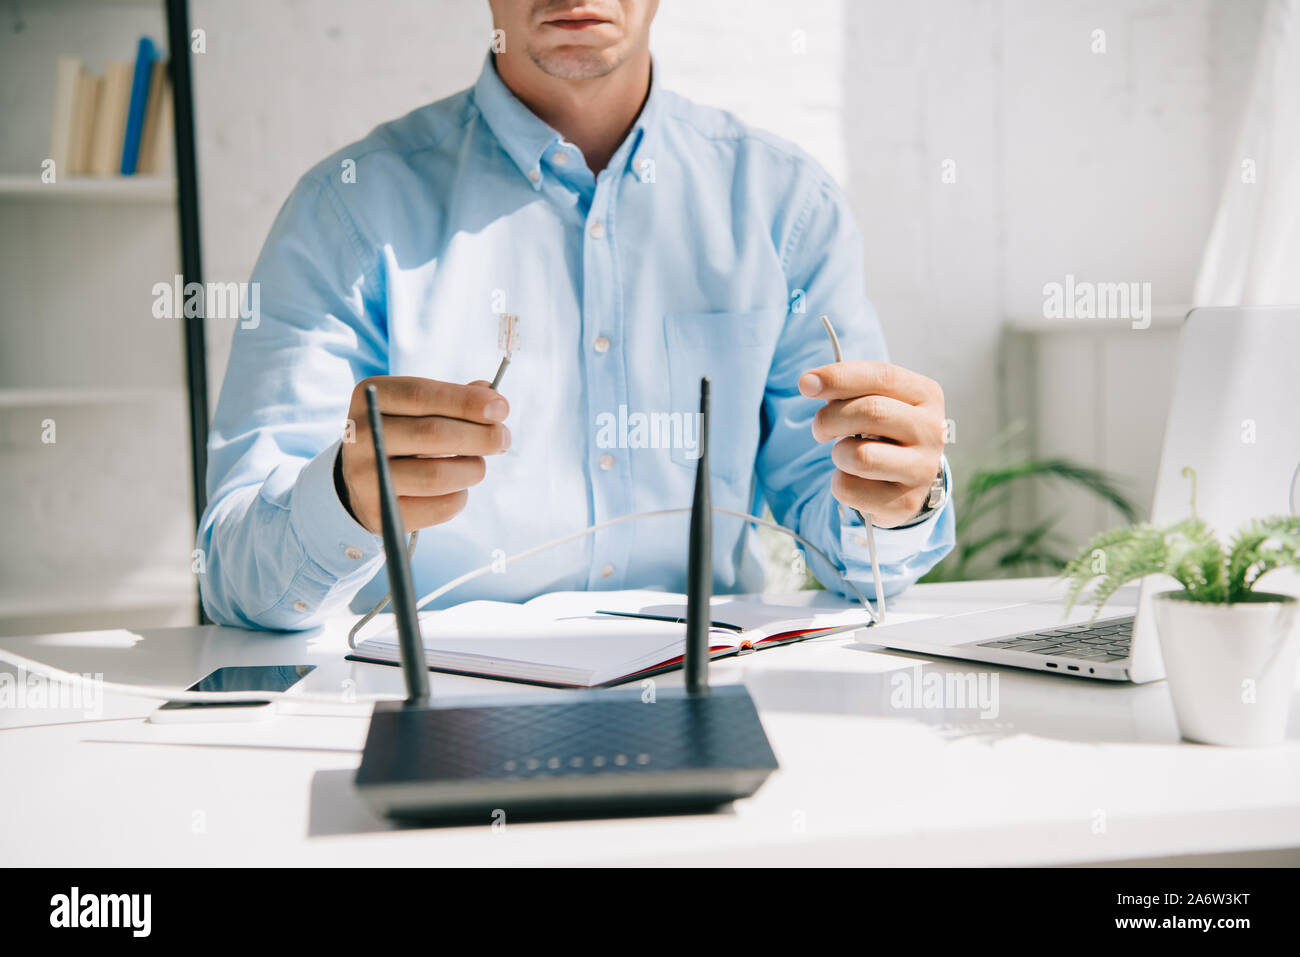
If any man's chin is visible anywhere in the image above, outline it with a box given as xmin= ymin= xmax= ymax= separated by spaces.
xmin=528 ymin=45 xmax=621 ymax=80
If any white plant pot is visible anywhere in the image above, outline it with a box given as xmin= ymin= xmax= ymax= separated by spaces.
xmin=1153 ymin=591 xmax=1300 ymax=747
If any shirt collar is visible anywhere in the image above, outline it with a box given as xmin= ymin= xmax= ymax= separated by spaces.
xmin=471 ymin=52 xmax=661 ymax=191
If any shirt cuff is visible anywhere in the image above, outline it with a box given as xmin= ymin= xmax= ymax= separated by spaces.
xmin=836 ymin=455 xmax=951 ymax=568
xmin=289 ymin=439 xmax=384 ymax=577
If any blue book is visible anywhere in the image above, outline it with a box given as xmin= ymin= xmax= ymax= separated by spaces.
xmin=120 ymin=36 xmax=158 ymax=175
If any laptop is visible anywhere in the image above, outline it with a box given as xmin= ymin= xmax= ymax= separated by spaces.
xmin=876 ymin=306 xmax=1300 ymax=683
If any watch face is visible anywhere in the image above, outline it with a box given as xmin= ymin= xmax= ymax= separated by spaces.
xmin=926 ymin=472 xmax=944 ymax=508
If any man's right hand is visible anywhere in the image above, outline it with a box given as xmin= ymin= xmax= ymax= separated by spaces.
xmin=338 ymin=376 xmax=511 ymax=534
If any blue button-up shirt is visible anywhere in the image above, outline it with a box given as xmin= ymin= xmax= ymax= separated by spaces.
xmin=198 ymin=55 xmax=954 ymax=630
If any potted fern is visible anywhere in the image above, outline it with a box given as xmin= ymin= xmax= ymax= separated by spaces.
xmin=1062 ymin=489 xmax=1300 ymax=747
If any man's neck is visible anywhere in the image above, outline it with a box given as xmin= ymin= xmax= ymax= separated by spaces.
xmin=492 ymin=52 xmax=651 ymax=174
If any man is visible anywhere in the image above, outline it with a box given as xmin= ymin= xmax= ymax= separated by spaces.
xmin=198 ymin=0 xmax=954 ymax=629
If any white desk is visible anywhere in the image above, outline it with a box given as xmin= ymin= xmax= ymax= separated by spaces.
xmin=3 ymin=579 xmax=1299 ymax=866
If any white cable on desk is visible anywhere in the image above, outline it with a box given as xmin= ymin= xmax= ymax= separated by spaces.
xmin=347 ymin=506 xmax=880 ymax=648
xmin=0 ymin=508 xmax=880 ymax=704
xmin=0 ymin=646 xmax=400 ymax=705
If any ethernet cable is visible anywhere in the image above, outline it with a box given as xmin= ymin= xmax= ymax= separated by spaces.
xmin=345 ymin=505 xmax=880 ymax=649
xmin=0 ymin=314 xmax=891 ymax=706
xmin=819 ymin=314 xmax=888 ymax=623
xmin=0 ymin=506 xmax=878 ymax=708
xmin=347 ymin=314 xmax=888 ymax=646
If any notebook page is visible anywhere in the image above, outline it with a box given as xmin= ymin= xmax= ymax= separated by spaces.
xmin=362 ymin=600 xmax=741 ymax=686
xmin=547 ymin=593 xmax=873 ymax=641
xmin=521 ymin=590 xmax=870 ymax=640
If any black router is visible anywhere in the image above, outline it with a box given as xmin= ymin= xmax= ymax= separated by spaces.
xmin=354 ymin=378 xmax=778 ymax=823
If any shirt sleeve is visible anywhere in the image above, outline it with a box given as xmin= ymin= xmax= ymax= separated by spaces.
xmin=196 ymin=176 xmax=387 ymax=629
xmin=756 ymin=172 xmax=955 ymax=601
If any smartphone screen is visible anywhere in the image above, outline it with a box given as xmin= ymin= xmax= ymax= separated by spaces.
xmin=157 ymin=664 xmax=316 ymax=711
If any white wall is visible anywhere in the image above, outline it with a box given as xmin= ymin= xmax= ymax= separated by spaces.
xmin=840 ymin=0 xmax=1262 ymax=483
xmin=190 ymin=0 xmax=1265 ymax=525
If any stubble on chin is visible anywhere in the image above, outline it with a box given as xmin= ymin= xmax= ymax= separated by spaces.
xmin=527 ymin=44 xmax=623 ymax=80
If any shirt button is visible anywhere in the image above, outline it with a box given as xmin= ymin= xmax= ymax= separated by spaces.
xmin=600 ymin=564 xmax=614 ymax=579
xmin=527 ymin=167 xmax=540 ymax=183
xmin=552 ymin=150 xmax=569 ymax=166
xmin=589 ymin=221 xmax=605 ymax=239
xmin=293 ymin=601 xmax=308 ymax=613
xmin=344 ymin=545 xmax=364 ymax=560
xmin=598 ymin=454 xmax=615 ymax=470
xmin=593 ymin=335 xmax=610 ymax=354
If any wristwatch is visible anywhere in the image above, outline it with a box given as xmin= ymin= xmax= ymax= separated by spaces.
xmin=897 ymin=464 xmax=947 ymax=528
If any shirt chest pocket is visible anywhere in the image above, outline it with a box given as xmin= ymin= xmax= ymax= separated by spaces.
xmin=663 ymin=310 xmax=780 ymax=486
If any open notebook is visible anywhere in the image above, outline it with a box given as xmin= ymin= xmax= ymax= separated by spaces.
xmin=346 ymin=590 xmax=873 ymax=688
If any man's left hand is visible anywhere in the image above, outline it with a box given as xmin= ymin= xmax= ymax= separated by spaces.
xmin=798 ymin=361 xmax=946 ymax=528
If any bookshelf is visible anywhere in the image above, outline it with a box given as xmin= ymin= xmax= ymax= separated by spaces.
xmin=0 ymin=386 xmax=184 ymax=408
xmin=0 ymin=0 xmax=207 ymax=637
xmin=0 ymin=174 xmax=176 ymax=202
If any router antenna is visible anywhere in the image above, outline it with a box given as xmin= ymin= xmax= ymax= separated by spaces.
xmin=364 ymin=385 xmax=430 ymax=707
xmin=684 ymin=377 xmax=712 ymax=695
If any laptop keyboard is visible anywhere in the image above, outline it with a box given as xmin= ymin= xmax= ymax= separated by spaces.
xmin=976 ymin=615 xmax=1134 ymax=662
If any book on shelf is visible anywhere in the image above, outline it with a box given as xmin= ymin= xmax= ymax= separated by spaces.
xmin=88 ymin=61 xmax=133 ymax=176
xmin=46 ymin=38 xmax=172 ymax=181
xmin=69 ymin=69 xmax=103 ymax=175
xmin=120 ymin=37 xmax=158 ymax=175
xmin=48 ymin=57 xmax=82 ymax=177
xmin=136 ymin=60 xmax=173 ymax=176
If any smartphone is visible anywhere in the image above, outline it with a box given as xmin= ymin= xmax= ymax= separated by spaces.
xmin=149 ymin=664 xmax=316 ymax=724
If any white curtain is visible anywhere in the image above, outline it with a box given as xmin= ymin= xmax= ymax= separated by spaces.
xmin=1195 ymin=0 xmax=1300 ymax=305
